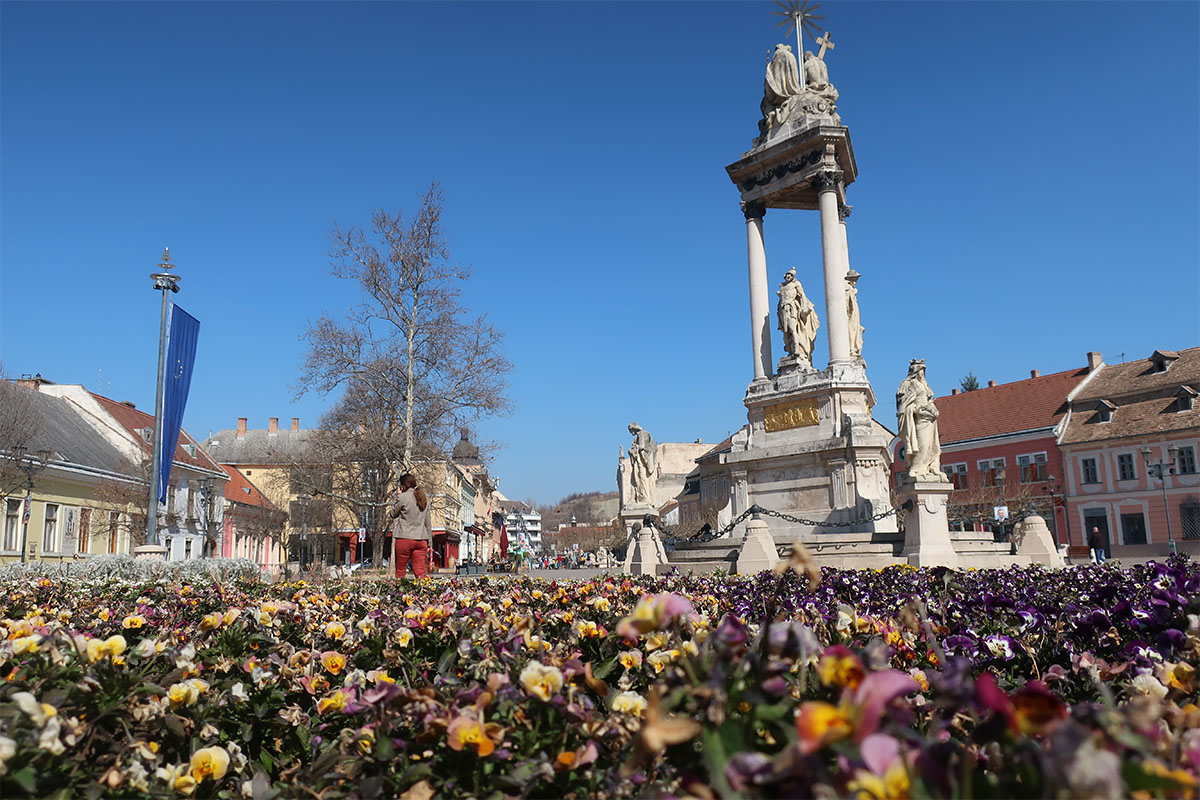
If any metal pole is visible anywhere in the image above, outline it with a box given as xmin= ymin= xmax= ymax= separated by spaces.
xmin=19 ymin=485 xmax=31 ymax=564
xmin=147 ymin=285 xmax=169 ymax=547
xmin=1162 ymin=480 xmax=1177 ymax=555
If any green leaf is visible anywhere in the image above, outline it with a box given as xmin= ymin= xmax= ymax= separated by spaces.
xmin=437 ymin=648 xmax=456 ymax=675
xmin=10 ymin=766 xmax=37 ymax=794
xmin=591 ymin=655 xmax=618 ymax=680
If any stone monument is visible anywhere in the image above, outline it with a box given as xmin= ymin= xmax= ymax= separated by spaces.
xmin=846 ymin=270 xmax=864 ymax=361
xmin=717 ymin=25 xmax=899 ymax=548
xmin=893 ymin=360 xmax=958 ymax=567
xmin=627 ymin=422 xmax=658 ymax=505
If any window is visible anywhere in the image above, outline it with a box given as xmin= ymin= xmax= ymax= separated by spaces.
xmin=1017 ymin=453 xmax=1048 ymax=483
xmin=943 ymin=463 xmax=968 ymax=489
xmin=979 ymin=458 xmax=1005 ymax=487
xmin=1096 ymin=401 xmax=1114 ymax=423
xmin=1177 ymin=446 xmax=1197 ymax=475
xmin=185 ymin=539 xmax=193 ymax=559
xmin=42 ymin=503 xmax=60 ymax=552
xmin=4 ymin=500 xmax=19 ymax=551
xmin=1081 ymin=458 xmax=1100 ymax=484
xmin=166 ymin=485 xmax=176 ymax=516
xmin=1120 ymin=513 xmax=1147 ymax=545
xmin=1117 ymin=453 xmax=1137 ymax=481
xmin=1182 ymin=504 xmax=1200 ymax=540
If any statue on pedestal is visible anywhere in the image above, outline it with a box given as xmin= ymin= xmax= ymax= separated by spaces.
xmin=627 ymin=422 xmax=658 ymax=505
xmin=760 ymin=44 xmax=802 ymax=131
xmin=777 ymin=268 xmax=819 ymax=368
xmin=846 ymin=269 xmax=864 ymax=360
xmin=896 ymin=359 xmax=944 ymax=481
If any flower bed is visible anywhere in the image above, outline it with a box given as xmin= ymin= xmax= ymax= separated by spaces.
xmin=1 ymin=558 xmax=1198 ymax=798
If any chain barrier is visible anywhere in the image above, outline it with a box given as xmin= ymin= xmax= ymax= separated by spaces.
xmin=652 ymin=502 xmax=899 ymax=547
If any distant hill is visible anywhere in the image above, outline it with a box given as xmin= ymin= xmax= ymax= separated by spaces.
xmin=539 ymin=490 xmax=619 ymax=532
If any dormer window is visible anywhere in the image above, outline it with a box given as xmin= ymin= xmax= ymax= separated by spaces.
xmin=183 ymin=443 xmax=197 ymax=457
xmin=1096 ymin=400 xmax=1115 ymax=423
xmin=139 ymin=427 xmax=153 ymax=442
xmin=1177 ymin=386 xmax=1198 ymax=413
xmin=1150 ymin=350 xmax=1180 ymax=373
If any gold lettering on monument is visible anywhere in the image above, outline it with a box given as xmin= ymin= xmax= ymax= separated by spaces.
xmin=763 ymin=398 xmax=820 ymax=432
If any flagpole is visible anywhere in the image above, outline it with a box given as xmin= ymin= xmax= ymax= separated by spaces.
xmin=148 ymin=249 xmax=179 ymax=549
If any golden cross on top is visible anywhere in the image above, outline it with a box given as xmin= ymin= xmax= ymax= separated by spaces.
xmin=816 ymin=31 xmax=835 ymax=60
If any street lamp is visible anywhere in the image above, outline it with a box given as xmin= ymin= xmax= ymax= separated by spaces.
xmin=1142 ymin=445 xmax=1180 ymax=556
xmin=147 ymin=249 xmax=180 ymax=547
xmin=197 ymin=478 xmax=214 ymax=558
xmin=298 ymin=493 xmax=310 ymax=570
xmin=9 ymin=446 xmax=53 ymax=564
xmin=1043 ymin=477 xmax=1072 ymax=548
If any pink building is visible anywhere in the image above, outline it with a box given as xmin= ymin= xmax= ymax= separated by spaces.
xmin=220 ymin=465 xmax=287 ymax=566
xmin=1059 ymin=348 xmax=1200 ymax=559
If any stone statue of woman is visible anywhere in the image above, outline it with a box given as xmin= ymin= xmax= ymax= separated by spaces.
xmin=627 ymin=422 xmax=658 ymax=505
xmin=846 ymin=270 xmax=864 ymax=360
xmin=896 ymin=359 xmax=945 ymax=481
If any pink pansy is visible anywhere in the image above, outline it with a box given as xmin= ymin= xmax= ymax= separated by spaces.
xmin=853 ymin=669 xmax=920 ymax=741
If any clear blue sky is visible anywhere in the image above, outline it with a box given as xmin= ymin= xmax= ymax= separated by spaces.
xmin=3 ymin=2 xmax=1197 ymax=507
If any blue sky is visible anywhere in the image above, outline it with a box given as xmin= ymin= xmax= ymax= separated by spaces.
xmin=2 ymin=1 xmax=1197 ymax=507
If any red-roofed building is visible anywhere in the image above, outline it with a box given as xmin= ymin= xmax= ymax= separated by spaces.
xmin=220 ymin=465 xmax=288 ymax=566
xmin=889 ymin=361 xmax=1092 ymax=545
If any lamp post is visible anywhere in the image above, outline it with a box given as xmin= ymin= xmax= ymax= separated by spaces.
xmin=298 ymin=493 xmax=310 ymax=570
xmin=197 ymin=478 xmax=214 ymax=558
xmin=10 ymin=446 xmax=53 ymax=564
xmin=1044 ymin=477 xmax=1072 ymax=548
xmin=147 ymin=249 xmax=180 ymax=547
xmin=1142 ymin=445 xmax=1180 ymax=556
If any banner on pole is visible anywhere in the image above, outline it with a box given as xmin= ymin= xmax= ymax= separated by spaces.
xmin=158 ymin=304 xmax=200 ymax=503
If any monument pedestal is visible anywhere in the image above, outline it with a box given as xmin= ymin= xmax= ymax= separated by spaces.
xmin=720 ymin=365 xmax=897 ymax=543
xmin=134 ymin=544 xmax=169 ymax=561
xmin=1014 ymin=514 xmax=1065 ymax=568
xmin=621 ymin=506 xmax=667 ymax=575
xmin=896 ymin=479 xmax=959 ymax=568
xmin=736 ymin=514 xmax=779 ymax=574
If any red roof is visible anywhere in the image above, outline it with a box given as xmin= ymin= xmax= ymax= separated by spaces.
xmin=935 ymin=367 xmax=1090 ymax=444
xmin=221 ymin=465 xmax=278 ymax=510
xmin=89 ymin=392 xmax=224 ymax=473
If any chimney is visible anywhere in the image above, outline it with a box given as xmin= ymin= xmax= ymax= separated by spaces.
xmin=1087 ymin=351 xmax=1103 ymax=372
xmin=951 ymin=388 xmax=959 ymax=395
xmin=291 ymin=417 xmax=299 ymax=432
xmin=987 ymin=380 xmax=997 ymax=388
xmin=1030 ymin=369 xmax=1040 ymax=378
xmin=236 ymin=418 xmax=247 ymax=439
xmin=268 ymin=417 xmax=279 ymax=434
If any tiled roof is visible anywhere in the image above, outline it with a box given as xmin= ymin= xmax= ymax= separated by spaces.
xmin=89 ymin=392 xmax=224 ymax=474
xmin=203 ymin=428 xmax=315 ymax=465
xmin=1061 ymin=346 xmax=1200 ymax=445
xmin=221 ymin=465 xmax=279 ymax=511
xmin=2 ymin=382 xmax=139 ymax=479
xmin=935 ymin=367 xmax=1090 ymax=444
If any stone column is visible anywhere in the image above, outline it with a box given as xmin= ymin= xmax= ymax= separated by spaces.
xmin=895 ymin=478 xmax=959 ymax=568
xmin=813 ymin=171 xmax=851 ymax=366
xmin=742 ymin=201 xmax=773 ymax=384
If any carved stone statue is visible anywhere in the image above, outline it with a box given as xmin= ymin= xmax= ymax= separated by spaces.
xmin=760 ymin=44 xmax=802 ymax=131
xmin=846 ymin=269 xmax=864 ymax=360
xmin=896 ymin=359 xmax=945 ymax=481
xmin=627 ymin=422 xmax=658 ymax=505
xmin=777 ymin=268 xmax=819 ymax=368
xmin=802 ymin=51 xmax=837 ymax=97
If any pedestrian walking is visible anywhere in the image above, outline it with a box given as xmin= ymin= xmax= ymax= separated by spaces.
xmin=1088 ymin=526 xmax=1107 ymax=564
xmin=390 ymin=473 xmax=432 ymax=579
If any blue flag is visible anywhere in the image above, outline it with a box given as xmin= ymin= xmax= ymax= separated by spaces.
xmin=158 ymin=304 xmax=200 ymax=503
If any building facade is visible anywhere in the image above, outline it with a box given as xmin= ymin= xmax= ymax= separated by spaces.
xmin=1059 ymin=348 xmax=1200 ymax=558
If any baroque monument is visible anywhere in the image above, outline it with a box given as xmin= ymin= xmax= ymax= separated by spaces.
xmin=715 ymin=19 xmax=899 ymax=552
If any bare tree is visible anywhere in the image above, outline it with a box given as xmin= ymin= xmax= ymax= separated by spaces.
xmin=296 ymin=184 xmax=512 ymax=473
xmin=0 ymin=375 xmax=45 ymax=498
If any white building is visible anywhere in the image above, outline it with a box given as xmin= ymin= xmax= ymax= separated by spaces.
xmin=504 ymin=501 xmax=542 ymax=554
